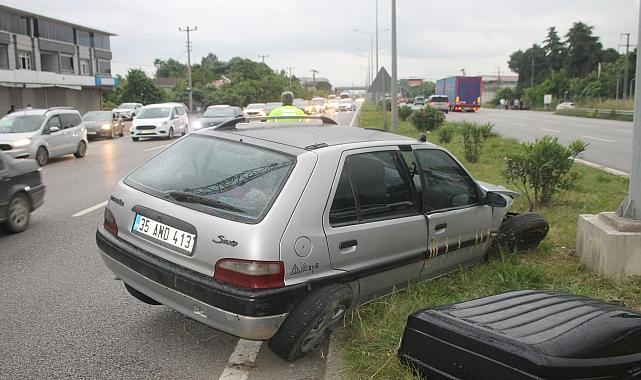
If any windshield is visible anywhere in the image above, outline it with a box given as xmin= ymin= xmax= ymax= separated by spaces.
xmin=126 ymin=135 xmax=296 ymax=221
xmin=118 ymin=103 xmax=136 ymax=109
xmin=0 ymin=115 xmax=44 ymax=134
xmin=246 ymin=104 xmax=265 ymax=109
xmin=83 ymin=112 xmax=113 ymax=121
xmin=138 ymin=107 xmax=171 ymax=119
xmin=203 ymin=108 xmax=235 ymax=117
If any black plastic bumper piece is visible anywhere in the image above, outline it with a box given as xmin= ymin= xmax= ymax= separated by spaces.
xmin=96 ymin=229 xmax=309 ymax=317
xmin=398 ymin=290 xmax=641 ymax=379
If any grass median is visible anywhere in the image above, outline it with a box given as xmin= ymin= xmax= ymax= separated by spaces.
xmin=335 ymin=103 xmax=640 ymax=379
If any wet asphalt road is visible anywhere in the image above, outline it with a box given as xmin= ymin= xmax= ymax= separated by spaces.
xmin=0 ymin=110 xmax=356 ymax=380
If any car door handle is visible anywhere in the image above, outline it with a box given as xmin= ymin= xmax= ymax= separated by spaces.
xmin=435 ymin=223 xmax=447 ymax=231
xmin=339 ymin=239 xmax=358 ymax=249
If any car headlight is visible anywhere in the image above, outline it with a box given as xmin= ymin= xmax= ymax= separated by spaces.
xmin=101 ymin=124 xmax=112 ymax=130
xmin=12 ymin=138 xmax=31 ymax=147
xmin=193 ymin=121 xmax=202 ymax=130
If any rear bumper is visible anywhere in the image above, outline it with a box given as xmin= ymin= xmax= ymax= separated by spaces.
xmin=95 ymin=228 xmax=309 ymax=339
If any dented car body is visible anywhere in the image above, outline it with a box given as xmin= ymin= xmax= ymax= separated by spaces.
xmin=96 ymin=118 xmax=518 ymax=361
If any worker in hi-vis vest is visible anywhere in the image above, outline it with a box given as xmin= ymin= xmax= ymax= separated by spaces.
xmin=269 ymin=91 xmax=305 ymax=122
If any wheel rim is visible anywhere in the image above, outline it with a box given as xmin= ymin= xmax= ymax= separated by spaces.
xmin=36 ymin=148 xmax=47 ymax=165
xmin=78 ymin=142 xmax=86 ymax=156
xmin=9 ymin=196 xmax=29 ymax=229
xmin=301 ymin=303 xmax=347 ymax=353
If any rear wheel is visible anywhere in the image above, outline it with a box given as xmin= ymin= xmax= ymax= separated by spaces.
xmin=495 ymin=212 xmax=549 ymax=251
xmin=74 ymin=141 xmax=87 ymax=158
xmin=124 ymin=284 xmax=162 ymax=305
xmin=35 ymin=146 xmax=48 ymax=166
xmin=4 ymin=193 xmax=30 ymax=233
xmin=268 ymin=284 xmax=352 ymax=361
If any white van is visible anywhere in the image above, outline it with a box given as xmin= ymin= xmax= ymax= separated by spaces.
xmin=131 ymin=103 xmax=189 ymax=141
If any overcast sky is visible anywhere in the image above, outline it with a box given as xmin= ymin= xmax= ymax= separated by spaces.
xmin=4 ymin=0 xmax=639 ymax=86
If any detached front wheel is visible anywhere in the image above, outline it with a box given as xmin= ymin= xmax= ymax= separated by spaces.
xmin=268 ymin=284 xmax=352 ymax=362
xmin=495 ymin=212 xmax=549 ymax=251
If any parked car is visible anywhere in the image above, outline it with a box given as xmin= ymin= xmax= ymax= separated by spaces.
xmin=0 ymin=107 xmax=88 ymax=166
xmin=556 ymin=102 xmax=576 ymax=111
xmin=265 ymin=102 xmax=283 ymax=115
xmin=82 ymin=111 xmax=124 ymax=139
xmin=96 ymin=117 xmax=547 ymax=362
xmin=130 ymin=103 xmax=189 ymax=141
xmin=113 ymin=103 xmax=143 ymax=120
xmin=192 ymin=105 xmax=243 ymax=132
xmin=243 ymin=103 xmax=267 ymax=117
xmin=427 ymin=95 xmax=450 ymax=113
xmin=0 ymin=152 xmax=45 ymax=233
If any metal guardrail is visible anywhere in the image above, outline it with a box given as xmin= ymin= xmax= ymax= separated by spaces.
xmin=574 ymin=108 xmax=634 ymax=115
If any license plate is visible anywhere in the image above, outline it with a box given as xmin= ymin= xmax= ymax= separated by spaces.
xmin=132 ymin=214 xmax=196 ymax=253
xmin=87 ymin=131 xmax=96 ymax=135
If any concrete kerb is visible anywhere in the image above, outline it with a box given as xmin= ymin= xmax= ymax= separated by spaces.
xmin=575 ymin=158 xmax=629 ymax=177
xmin=324 ymin=336 xmax=348 ymax=380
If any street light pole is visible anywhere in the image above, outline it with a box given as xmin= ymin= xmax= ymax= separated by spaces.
xmin=179 ymin=26 xmax=197 ymax=112
xmin=390 ymin=0 xmax=398 ymax=131
xmin=375 ymin=0 xmax=379 ymax=75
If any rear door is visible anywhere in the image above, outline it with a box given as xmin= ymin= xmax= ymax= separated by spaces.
xmin=324 ymin=147 xmax=427 ymax=297
xmin=412 ymin=148 xmax=493 ymax=277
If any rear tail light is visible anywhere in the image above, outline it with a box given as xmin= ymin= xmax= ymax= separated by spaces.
xmin=215 ymin=259 xmax=285 ymax=289
xmin=103 ymin=207 xmax=118 ymax=236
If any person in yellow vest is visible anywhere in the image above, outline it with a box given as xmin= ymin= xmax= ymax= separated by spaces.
xmin=269 ymin=91 xmax=305 ymax=122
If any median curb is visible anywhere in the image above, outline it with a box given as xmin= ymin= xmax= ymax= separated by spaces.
xmin=575 ymin=159 xmax=629 ymax=177
xmin=324 ymin=337 xmax=347 ymax=380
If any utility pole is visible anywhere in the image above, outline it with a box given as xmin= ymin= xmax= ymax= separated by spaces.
xmin=531 ymin=57 xmax=535 ymax=87
xmin=375 ymin=0 xmax=379 ymax=75
xmin=258 ymin=54 xmax=269 ymax=64
xmin=621 ymin=33 xmax=631 ymax=100
xmin=179 ymin=26 xmax=197 ymax=112
xmin=391 ymin=0 xmax=398 ymax=131
xmin=496 ymin=66 xmax=501 ymax=94
xmin=286 ymin=66 xmax=294 ymax=88
xmin=311 ymin=69 xmax=319 ymax=94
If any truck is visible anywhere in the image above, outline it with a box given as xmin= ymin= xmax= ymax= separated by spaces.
xmin=435 ymin=76 xmax=482 ymax=112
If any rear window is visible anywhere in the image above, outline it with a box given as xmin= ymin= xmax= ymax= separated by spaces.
xmin=430 ymin=96 xmax=448 ymax=103
xmin=125 ymin=135 xmax=296 ymax=222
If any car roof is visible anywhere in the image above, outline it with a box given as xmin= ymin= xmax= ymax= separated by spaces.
xmin=8 ymin=108 xmax=78 ymax=116
xmin=207 ymin=104 xmax=233 ymax=108
xmin=143 ymin=103 xmax=176 ymax=108
xmin=204 ymin=124 xmax=419 ymax=150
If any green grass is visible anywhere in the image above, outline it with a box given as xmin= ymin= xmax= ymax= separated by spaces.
xmin=337 ymin=102 xmax=640 ymax=379
xmin=578 ymin=98 xmax=635 ymax=111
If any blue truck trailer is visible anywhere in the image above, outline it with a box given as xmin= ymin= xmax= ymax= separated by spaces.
xmin=435 ymin=76 xmax=482 ymax=112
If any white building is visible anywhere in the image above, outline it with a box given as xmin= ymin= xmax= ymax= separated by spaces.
xmin=0 ymin=5 xmax=117 ymax=114
xmin=481 ymin=75 xmax=518 ymax=104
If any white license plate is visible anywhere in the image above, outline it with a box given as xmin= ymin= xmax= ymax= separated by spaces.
xmin=87 ymin=131 xmax=96 ymax=135
xmin=132 ymin=214 xmax=196 ymax=253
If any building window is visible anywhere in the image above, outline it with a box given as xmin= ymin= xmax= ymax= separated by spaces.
xmin=18 ymin=50 xmax=32 ymax=70
xmin=80 ymin=58 xmax=90 ymax=75
xmin=0 ymin=10 xmax=29 ymax=35
xmin=60 ymin=53 xmax=74 ymax=73
xmin=93 ymin=33 xmax=110 ymax=50
xmin=37 ymin=19 xmax=73 ymax=43
xmin=77 ymin=30 xmax=91 ymax=47
xmin=96 ymin=58 xmax=111 ymax=75
xmin=0 ymin=44 xmax=8 ymax=69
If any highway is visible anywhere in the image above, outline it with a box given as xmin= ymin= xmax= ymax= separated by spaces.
xmin=446 ymin=108 xmax=633 ymax=173
xmin=0 ymin=110 xmax=356 ymax=379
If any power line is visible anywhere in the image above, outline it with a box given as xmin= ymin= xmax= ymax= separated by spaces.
xmin=179 ymin=26 xmax=197 ymax=112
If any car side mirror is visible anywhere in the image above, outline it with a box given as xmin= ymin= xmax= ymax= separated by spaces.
xmin=485 ymin=191 xmax=508 ymax=207
xmin=49 ymin=126 xmax=60 ymax=133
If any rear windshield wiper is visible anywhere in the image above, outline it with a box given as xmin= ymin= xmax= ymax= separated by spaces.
xmin=166 ymin=191 xmax=246 ymax=214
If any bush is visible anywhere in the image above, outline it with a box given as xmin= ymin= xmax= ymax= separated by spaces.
xmin=398 ymin=105 xmax=412 ymax=121
xmin=503 ymin=136 xmax=588 ymax=211
xmin=409 ymin=107 xmax=445 ymax=132
xmin=461 ymin=123 xmax=485 ymax=163
xmin=478 ymin=122 xmax=495 ymax=139
xmin=436 ymin=124 xmax=455 ymax=143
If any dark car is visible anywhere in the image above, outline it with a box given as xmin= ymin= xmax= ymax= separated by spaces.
xmin=82 ymin=111 xmax=124 ymax=139
xmin=192 ymin=105 xmax=243 ymax=132
xmin=0 ymin=152 xmax=45 ymax=233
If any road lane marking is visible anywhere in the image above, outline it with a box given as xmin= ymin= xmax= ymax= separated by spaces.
xmin=613 ymin=128 xmax=632 ymax=134
xmin=510 ymin=122 xmax=526 ymax=127
xmin=219 ymin=339 xmax=262 ymax=380
xmin=541 ymin=128 xmax=561 ymax=134
xmin=581 ymin=135 xmax=615 ymax=143
xmin=72 ymin=201 xmax=108 ymax=217
xmin=144 ymin=144 xmax=170 ymax=152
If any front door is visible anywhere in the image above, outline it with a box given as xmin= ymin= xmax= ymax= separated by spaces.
xmin=323 ymin=148 xmax=427 ymax=300
xmin=42 ymin=116 xmax=65 ymax=156
xmin=411 ymin=148 xmax=494 ymax=278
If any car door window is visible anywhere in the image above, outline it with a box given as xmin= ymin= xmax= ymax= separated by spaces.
xmin=329 ymin=168 xmax=358 ymax=226
xmin=46 ymin=116 xmax=62 ymax=132
xmin=414 ymin=149 xmax=479 ymax=212
xmin=176 ymin=106 xmax=185 ymax=116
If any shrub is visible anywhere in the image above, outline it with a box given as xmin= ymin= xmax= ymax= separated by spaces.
xmin=398 ymin=105 xmax=412 ymax=121
xmin=503 ymin=136 xmax=588 ymax=211
xmin=409 ymin=107 xmax=445 ymax=132
xmin=478 ymin=122 xmax=495 ymax=139
xmin=436 ymin=124 xmax=455 ymax=143
xmin=461 ymin=123 xmax=485 ymax=163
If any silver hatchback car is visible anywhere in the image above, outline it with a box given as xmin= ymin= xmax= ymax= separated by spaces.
xmin=0 ymin=107 xmax=88 ymax=166
xmin=96 ymin=116 xmax=547 ymax=361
